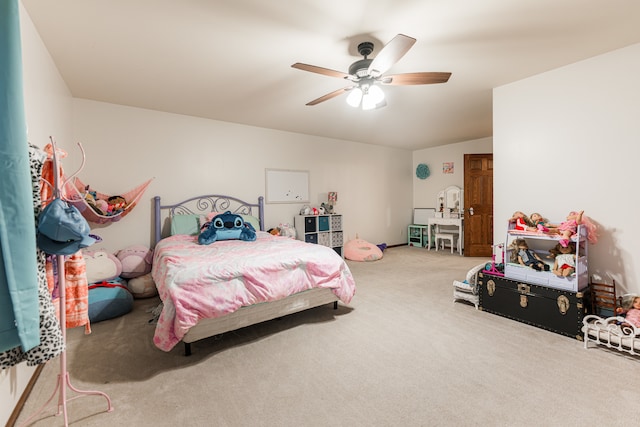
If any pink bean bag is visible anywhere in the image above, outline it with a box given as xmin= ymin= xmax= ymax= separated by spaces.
xmin=344 ymin=238 xmax=383 ymax=262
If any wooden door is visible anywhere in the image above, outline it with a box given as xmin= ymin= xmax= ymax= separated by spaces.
xmin=463 ymin=154 xmax=493 ymax=257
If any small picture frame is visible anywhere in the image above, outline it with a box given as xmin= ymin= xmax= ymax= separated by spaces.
xmin=443 ymin=162 xmax=454 ymax=174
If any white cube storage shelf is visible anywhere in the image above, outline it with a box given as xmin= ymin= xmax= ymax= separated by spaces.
xmin=295 ymin=214 xmax=343 ymax=257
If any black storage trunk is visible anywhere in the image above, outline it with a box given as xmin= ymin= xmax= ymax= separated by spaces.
xmin=478 ymin=272 xmax=589 ymax=340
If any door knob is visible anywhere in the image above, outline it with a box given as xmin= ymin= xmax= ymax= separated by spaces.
xmin=469 ymin=207 xmax=474 ymax=216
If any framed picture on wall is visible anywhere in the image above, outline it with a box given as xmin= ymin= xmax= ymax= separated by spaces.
xmin=443 ymin=162 xmax=454 ymax=174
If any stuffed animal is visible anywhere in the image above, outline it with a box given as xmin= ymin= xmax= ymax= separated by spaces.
xmin=199 ymin=211 xmax=257 ymax=245
xmin=95 ymin=199 xmax=109 ymax=214
xmin=115 ymin=245 xmax=153 ymax=279
xmin=127 ymin=272 xmax=157 ymax=298
xmin=267 ymin=227 xmax=281 ymax=236
xmin=278 ymin=223 xmax=296 ymax=239
xmin=84 ymin=190 xmax=104 ymax=215
xmin=83 ymin=249 xmax=123 ymax=283
xmin=107 ymin=195 xmax=126 ymax=215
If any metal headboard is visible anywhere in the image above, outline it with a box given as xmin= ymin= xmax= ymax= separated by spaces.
xmin=153 ymin=194 xmax=265 ymax=245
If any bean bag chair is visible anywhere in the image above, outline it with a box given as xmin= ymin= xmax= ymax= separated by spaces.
xmin=344 ymin=238 xmax=383 ymax=262
xmin=88 ymin=279 xmax=133 ymax=323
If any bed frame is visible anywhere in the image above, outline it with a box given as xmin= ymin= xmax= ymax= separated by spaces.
xmin=153 ymin=194 xmax=338 ymax=355
xmin=582 ymin=314 xmax=640 ymax=357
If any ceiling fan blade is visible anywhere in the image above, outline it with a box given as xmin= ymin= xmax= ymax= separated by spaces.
xmin=305 ymin=87 xmax=353 ymax=106
xmin=367 ymin=34 xmax=416 ymax=77
xmin=292 ymin=63 xmax=349 ymax=79
xmin=381 ymin=72 xmax=452 ymax=86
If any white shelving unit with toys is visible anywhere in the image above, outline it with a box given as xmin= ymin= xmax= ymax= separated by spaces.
xmin=504 ymin=221 xmax=589 ymax=292
xmin=294 ymin=214 xmax=343 ymax=257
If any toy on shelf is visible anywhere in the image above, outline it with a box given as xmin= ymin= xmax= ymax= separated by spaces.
xmin=511 ymin=238 xmax=550 ymax=271
xmin=530 ymin=212 xmax=559 ymax=234
xmin=504 ymin=211 xmax=594 ymax=292
xmin=549 ymin=241 xmax=577 ymax=277
xmin=510 ymin=211 xmax=537 ymax=232
xmin=484 ymin=243 xmax=505 ymax=276
xmin=557 ymin=210 xmax=598 ymax=247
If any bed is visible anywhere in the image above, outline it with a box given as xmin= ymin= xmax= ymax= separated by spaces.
xmin=582 ymin=315 xmax=640 ymax=357
xmin=151 ymin=194 xmax=356 ymax=355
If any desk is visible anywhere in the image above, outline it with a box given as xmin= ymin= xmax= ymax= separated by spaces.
xmin=427 ymin=217 xmax=463 ymax=255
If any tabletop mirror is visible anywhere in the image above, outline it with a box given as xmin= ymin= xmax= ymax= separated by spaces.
xmin=436 ymin=185 xmax=462 ymax=218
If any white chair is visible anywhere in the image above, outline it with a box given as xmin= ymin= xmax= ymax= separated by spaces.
xmin=453 ymin=263 xmax=486 ymax=309
xmin=434 ymin=225 xmax=460 ymax=254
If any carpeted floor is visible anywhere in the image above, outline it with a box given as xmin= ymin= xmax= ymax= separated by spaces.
xmin=14 ymin=246 xmax=640 ymax=426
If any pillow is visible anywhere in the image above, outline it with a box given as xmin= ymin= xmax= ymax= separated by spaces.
xmin=241 ymin=214 xmax=261 ymax=231
xmin=88 ymin=280 xmax=134 ymax=323
xmin=115 ymin=245 xmax=153 ymax=279
xmin=170 ymin=214 xmax=201 ymax=236
xmin=205 ymin=212 xmax=259 ymax=231
xmin=83 ymin=250 xmax=123 ymax=283
xmin=344 ymin=238 xmax=383 ymax=262
xmin=127 ymin=272 xmax=158 ymax=299
xmin=198 ymin=211 xmax=257 ymax=245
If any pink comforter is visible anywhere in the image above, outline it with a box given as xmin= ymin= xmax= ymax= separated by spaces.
xmin=151 ymin=232 xmax=356 ymax=351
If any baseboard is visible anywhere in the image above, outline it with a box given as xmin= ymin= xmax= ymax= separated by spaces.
xmin=6 ymin=364 xmax=45 ymax=427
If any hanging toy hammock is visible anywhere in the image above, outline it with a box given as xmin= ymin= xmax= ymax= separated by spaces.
xmin=42 ymin=141 xmax=153 ymax=225
xmin=63 ymin=176 xmax=153 ymax=224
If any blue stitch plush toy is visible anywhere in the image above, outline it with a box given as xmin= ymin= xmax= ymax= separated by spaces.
xmin=198 ymin=211 xmax=257 ymax=245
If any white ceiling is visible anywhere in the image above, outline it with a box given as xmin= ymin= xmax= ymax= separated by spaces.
xmin=21 ymin=0 xmax=640 ymax=151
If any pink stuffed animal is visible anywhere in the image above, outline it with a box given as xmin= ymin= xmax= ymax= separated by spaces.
xmin=115 ymin=245 xmax=153 ymax=279
xmin=83 ymin=250 xmax=123 ymax=283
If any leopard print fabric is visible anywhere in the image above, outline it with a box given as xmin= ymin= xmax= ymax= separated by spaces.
xmin=0 ymin=144 xmax=64 ymax=368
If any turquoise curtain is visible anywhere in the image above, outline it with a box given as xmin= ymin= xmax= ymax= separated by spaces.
xmin=0 ymin=0 xmax=40 ymax=352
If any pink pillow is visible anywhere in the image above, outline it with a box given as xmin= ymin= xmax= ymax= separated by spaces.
xmin=205 ymin=212 xmax=222 ymax=222
xmin=344 ymin=239 xmax=383 ymax=262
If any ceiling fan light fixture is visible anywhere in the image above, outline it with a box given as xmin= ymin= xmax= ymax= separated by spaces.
xmin=361 ymin=84 xmax=385 ymax=111
xmin=293 ymin=34 xmax=450 ymax=108
xmin=368 ymin=85 xmax=385 ymax=104
xmin=346 ymin=87 xmax=363 ymax=107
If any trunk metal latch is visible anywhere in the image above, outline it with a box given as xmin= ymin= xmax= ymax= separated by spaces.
xmin=557 ymin=295 xmax=570 ymax=315
xmin=486 ymin=279 xmax=496 ymax=296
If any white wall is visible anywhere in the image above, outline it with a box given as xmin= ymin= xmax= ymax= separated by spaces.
xmin=67 ymin=99 xmax=414 ymax=252
xmin=413 ymin=137 xmax=493 ymax=211
xmin=9 ymin=2 xmax=638 ymax=423
xmin=494 ymin=42 xmax=640 ymax=294
xmin=1 ymin=4 xmax=74 ymax=426
xmin=6 ymin=5 xmax=413 ymax=421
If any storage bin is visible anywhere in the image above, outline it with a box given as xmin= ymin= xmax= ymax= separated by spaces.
xmin=331 ymin=215 xmax=342 ymax=231
xmin=318 ymin=232 xmax=330 ymax=246
xmin=304 ymin=217 xmax=316 ymax=233
xmin=318 ymin=216 xmax=330 ymax=231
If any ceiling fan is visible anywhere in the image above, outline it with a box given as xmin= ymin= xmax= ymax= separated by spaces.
xmin=292 ymin=34 xmax=451 ymax=110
